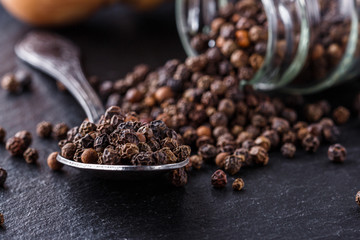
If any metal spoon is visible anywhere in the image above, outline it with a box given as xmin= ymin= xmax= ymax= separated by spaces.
xmin=15 ymin=31 xmax=189 ymax=180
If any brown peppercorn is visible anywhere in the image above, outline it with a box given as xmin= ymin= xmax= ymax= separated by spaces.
xmin=196 ymin=126 xmax=212 ymax=137
xmin=230 ymin=49 xmax=248 ymax=68
xmin=282 ymin=131 xmax=297 ymax=144
xmin=232 ymin=178 xmax=245 ymax=191
xmin=0 ymin=126 xmax=6 ymax=143
xmin=332 ymin=106 xmax=350 ymax=125
xmin=356 ymin=191 xmax=360 ymax=207
xmin=119 ymin=143 xmax=139 ymax=160
xmin=328 ymin=144 xmax=346 ymax=163
xmin=281 ymin=143 xmax=296 ymax=158
xmin=221 ymin=39 xmax=237 ymax=57
xmin=261 ymin=130 xmax=280 ymax=149
xmin=249 ymin=53 xmax=264 ymax=70
xmin=1 ymin=73 xmax=20 ymax=93
xmin=302 ymin=134 xmax=320 ymax=153
xmin=254 ymin=136 xmax=271 ymax=152
xmin=190 ymin=155 xmax=203 ymax=170
xmin=125 ymin=88 xmax=143 ymax=103
xmin=103 ymin=147 xmax=121 ymax=165
xmin=305 ymin=104 xmax=323 ymax=122
xmin=61 ymin=143 xmax=77 ymax=159
xmin=47 ymin=152 xmax=63 ymax=171
xmin=218 ymin=99 xmax=235 ymax=117
xmin=0 ymin=168 xmax=7 ymax=187
xmin=79 ymin=121 xmax=97 ymax=136
xmin=154 ymin=86 xmax=174 ymax=103
xmin=23 ymin=148 xmax=39 ymax=164
xmin=211 ymin=17 xmax=225 ymax=33
xmin=170 ymin=168 xmax=188 ymax=187
xmin=215 ymin=152 xmax=229 ymax=168
xmin=198 ymin=144 xmax=217 ymax=161
xmin=271 ymin=117 xmax=290 ymax=134
xmin=81 ymin=148 xmax=98 ymax=164
xmin=235 ymin=30 xmax=250 ymax=47
xmin=53 ymin=123 xmax=69 ymax=140
xmin=249 ymin=146 xmax=269 ymax=166
xmin=15 ymin=130 xmax=32 ymax=148
xmin=249 ymin=25 xmax=267 ymax=42
xmin=6 ymin=136 xmax=26 ymax=156
xmin=224 ymin=155 xmax=242 ymax=175
xmin=322 ymin=125 xmax=340 ymax=143
xmin=36 ymin=121 xmax=52 ymax=138
xmin=211 ymin=169 xmax=227 ymax=188
xmin=159 ymin=147 xmax=178 ymax=164
xmin=209 ymin=112 xmax=228 ymax=127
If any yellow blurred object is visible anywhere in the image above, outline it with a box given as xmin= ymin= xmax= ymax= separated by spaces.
xmin=1 ymin=0 xmax=166 ymax=26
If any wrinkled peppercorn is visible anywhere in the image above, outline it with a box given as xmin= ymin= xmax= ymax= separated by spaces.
xmin=328 ymin=144 xmax=346 ymax=163
xmin=1 ymin=73 xmax=20 ymax=93
xmin=302 ymin=134 xmax=320 ymax=153
xmin=47 ymin=152 xmax=63 ymax=171
xmin=14 ymin=130 xmax=32 ymax=148
xmin=170 ymin=168 xmax=188 ymax=187
xmin=190 ymin=155 xmax=203 ymax=170
xmin=232 ymin=178 xmax=245 ymax=191
xmin=23 ymin=148 xmax=39 ymax=164
xmin=6 ymin=136 xmax=26 ymax=156
xmin=249 ymin=146 xmax=269 ymax=165
xmin=198 ymin=144 xmax=217 ymax=161
xmin=281 ymin=143 xmax=296 ymax=158
xmin=36 ymin=121 xmax=52 ymax=138
xmin=215 ymin=152 xmax=229 ymax=168
xmin=224 ymin=155 xmax=242 ymax=175
xmin=211 ymin=169 xmax=227 ymax=188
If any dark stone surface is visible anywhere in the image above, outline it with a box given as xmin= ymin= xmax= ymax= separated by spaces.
xmin=1 ymin=3 xmax=360 ymax=239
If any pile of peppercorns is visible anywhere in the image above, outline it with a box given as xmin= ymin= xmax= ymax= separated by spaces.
xmin=53 ymin=106 xmax=191 ymax=185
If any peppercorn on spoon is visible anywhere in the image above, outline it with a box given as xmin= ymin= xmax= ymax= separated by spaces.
xmin=15 ymin=31 xmax=189 ymax=179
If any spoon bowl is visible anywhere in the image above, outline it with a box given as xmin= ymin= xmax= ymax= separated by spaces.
xmin=15 ymin=31 xmax=189 ymax=180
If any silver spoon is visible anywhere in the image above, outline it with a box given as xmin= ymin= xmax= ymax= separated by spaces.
xmin=15 ymin=31 xmax=189 ymax=180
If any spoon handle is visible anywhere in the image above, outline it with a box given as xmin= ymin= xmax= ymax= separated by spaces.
xmin=15 ymin=31 xmax=104 ymax=123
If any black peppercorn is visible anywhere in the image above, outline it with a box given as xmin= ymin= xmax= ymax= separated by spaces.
xmin=14 ymin=130 xmax=32 ymax=148
xmin=302 ymin=134 xmax=320 ymax=153
xmin=170 ymin=168 xmax=188 ymax=187
xmin=36 ymin=121 xmax=52 ymax=138
xmin=23 ymin=148 xmax=39 ymax=164
xmin=198 ymin=144 xmax=217 ymax=161
xmin=224 ymin=155 xmax=242 ymax=175
xmin=6 ymin=136 xmax=26 ymax=156
xmin=47 ymin=152 xmax=63 ymax=171
xmin=281 ymin=143 xmax=296 ymax=158
xmin=232 ymin=178 xmax=245 ymax=191
xmin=53 ymin=123 xmax=69 ymax=140
xmin=61 ymin=143 xmax=77 ymax=159
xmin=249 ymin=146 xmax=269 ymax=165
xmin=328 ymin=144 xmax=346 ymax=163
xmin=211 ymin=169 xmax=227 ymax=188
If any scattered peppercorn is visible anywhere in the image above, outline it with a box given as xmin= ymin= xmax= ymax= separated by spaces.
xmin=328 ymin=144 xmax=347 ymax=163
xmin=23 ymin=148 xmax=39 ymax=164
xmin=1 ymin=73 xmax=20 ymax=93
xmin=232 ymin=178 xmax=245 ymax=191
xmin=53 ymin=123 xmax=69 ymax=140
xmin=47 ymin=152 xmax=63 ymax=171
xmin=36 ymin=121 xmax=53 ymax=138
xmin=14 ymin=130 xmax=32 ymax=148
xmin=211 ymin=169 xmax=227 ymax=188
xmin=6 ymin=136 xmax=26 ymax=156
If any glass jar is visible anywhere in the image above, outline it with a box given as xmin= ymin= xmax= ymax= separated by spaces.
xmin=176 ymin=0 xmax=360 ymax=94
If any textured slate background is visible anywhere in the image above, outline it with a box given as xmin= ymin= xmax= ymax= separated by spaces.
xmin=1 ymin=3 xmax=360 ymax=239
